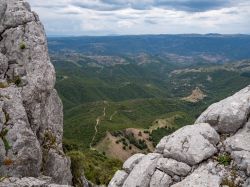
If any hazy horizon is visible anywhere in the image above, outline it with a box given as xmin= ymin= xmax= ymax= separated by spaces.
xmin=46 ymin=33 xmax=250 ymax=37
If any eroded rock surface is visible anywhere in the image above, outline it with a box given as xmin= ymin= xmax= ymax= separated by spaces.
xmin=171 ymin=163 xmax=221 ymax=187
xmin=109 ymin=86 xmax=250 ymax=187
xmin=156 ymin=123 xmax=220 ymax=165
xmin=224 ymin=121 xmax=250 ymax=176
xmin=0 ymin=0 xmax=72 ymax=185
xmin=122 ymin=153 xmax=161 ymax=187
xmin=196 ymin=85 xmax=250 ymax=134
xmin=0 ymin=176 xmax=72 ymax=187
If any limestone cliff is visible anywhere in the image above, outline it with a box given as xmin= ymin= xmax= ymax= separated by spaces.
xmin=109 ymin=86 xmax=250 ymax=187
xmin=0 ymin=0 xmax=72 ymax=186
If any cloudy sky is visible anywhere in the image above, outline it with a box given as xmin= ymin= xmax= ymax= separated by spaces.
xmin=27 ymin=0 xmax=250 ymax=36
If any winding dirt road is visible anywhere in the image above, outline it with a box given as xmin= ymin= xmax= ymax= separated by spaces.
xmin=90 ymin=107 xmax=106 ymax=149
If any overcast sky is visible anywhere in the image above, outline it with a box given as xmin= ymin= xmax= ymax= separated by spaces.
xmin=27 ymin=0 xmax=250 ymax=36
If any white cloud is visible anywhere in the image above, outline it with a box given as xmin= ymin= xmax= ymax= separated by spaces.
xmin=27 ymin=0 xmax=250 ymax=36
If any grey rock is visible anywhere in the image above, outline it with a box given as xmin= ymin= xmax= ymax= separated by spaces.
xmin=0 ymin=0 xmax=72 ymax=185
xmin=172 ymin=175 xmax=181 ymax=182
xmin=0 ymin=0 xmax=36 ymax=33
xmin=243 ymin=178 xmax=250 ymax=187
xmin=43 ymin=149 xmax=72 ymax=185
xmin=0 ymin=86 xmax=42 ymax=177
xmin=0 ymin=53 xmax=8 ymax=79
xmin=224 ymin=121 xmax=250 ymax=176
xmin=0 ymin=139 xmax=6 ymax=163
xmin=122 ymin=153 xmax=161 ymax=187
xmin=171 ymin=163 xmax=222 ymax=187
xmin=155 ymin=136 xmax=169 ymax=154
xmin=150 ymin=169 xmax=172 ymax=187
xmin=196 ymin=86 xmax=250 ymax=134
xmin=231 ymin=151 xmax=250 ymax=176
xmin=108 ymin=170 xmax=128 ymax=187
xmin=156 ymin=158 xmax=191 ymax=177
xmin=122 ymin=153 xmax=145 ymax=173
xmin=225 ymin=121 xmax=250 ymax=152
xmin=0 ymin=177 xmax=72 ymax=187
xmin=156 ymin=123 xmax=219 ymax=165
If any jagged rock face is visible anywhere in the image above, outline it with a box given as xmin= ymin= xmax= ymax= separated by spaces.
xmin=109 ymin=86 xmax=250 ymax=187
xmin=0 ymin=0 xmax=72 ymax=186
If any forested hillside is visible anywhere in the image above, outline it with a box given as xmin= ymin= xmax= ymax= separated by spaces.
xmin=49 ymin=35 xmax=250 ymax=185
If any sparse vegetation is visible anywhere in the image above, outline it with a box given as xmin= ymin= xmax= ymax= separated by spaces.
xmin=221 ymin=178 xmax=237 ymax=187
xmin=67 ymin=150 xmax=122 ymax=186
xmin=3 ymin=158 xmax=14 ymax=166
xmin=19 ymin=42 xmax=26 ymax=50
xmin=7 ymin=76 xmax=22 ymax=86
xmin=217 ymin=153 xmax=232 ymax=166
xmin=0 ymin=128 xmax=11 ymax=153
xmin=0 ymin=82 xmax=8 ymax=88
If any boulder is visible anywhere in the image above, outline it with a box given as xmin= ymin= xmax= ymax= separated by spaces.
xmin=224 ymin=121 xmax=250 ymax=176
xmin=108 ymin=170 xmax=128 ymax=187
xmin=171 ymin=163 xmax=222 ymax=187
xmin=0 ymin=177 xmax=72 ymax=187
xmin=196 ymin=86 xmax=250 ymax=134
xmin=156 ymin=158 xmax=191 ymax=177
xmin=150 ymin=169 xmax=172 ymax=187
xmin=122 ymin=153 xmax=161 ymax=187
xmin=156 ymin=123 xmax=220 ymax=165
xmin=122 ymin=153 xmax=145 ymax=173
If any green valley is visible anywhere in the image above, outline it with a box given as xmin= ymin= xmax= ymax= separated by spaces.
xmin=48 ymin=35 xmax=250 ymax=185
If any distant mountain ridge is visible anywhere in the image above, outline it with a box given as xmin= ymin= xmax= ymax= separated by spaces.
xmin=48 ymin=34 xmax=250 ymax=62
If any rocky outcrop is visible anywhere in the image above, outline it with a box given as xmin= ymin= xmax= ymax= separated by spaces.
xmin=0 ymin=0 xmax=72 ymax=186
xmin=196 ymin=86 xmax=250 ymax=133
xmin=109 ymin=85 xmax=250 ymax=187
xmin=156 ymin=123 xmax=220 ymax=165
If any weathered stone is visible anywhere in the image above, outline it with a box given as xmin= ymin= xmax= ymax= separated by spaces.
xmin=196 ymin=86 xmax=250 ymax=134
xmin=0 ymin=139 xmax=6 ymax=164
xmin=156 ymin=123 xmax=219 ymax=165
xmin=108 ymin=170 xmax=128 ymax=187
xmin=224 ymin=121 xmax=250 ymax=176
xmin=0 ymin=53 xmax=8 ymax=79
xmin=156 ymin=158 xmax=191 ymax=177
xmin=171 ymin=163 xmax=222 ymax=187
xmin=122 ymin=153 xmax=161 ymax=187
xmin=243 ymin=178 xmax=250 ymax=187
xmin=0 ymin=86 xmax=42 ymax=177
xmin=0 ymin=0 xmax=72 ymax=185
xmin=122 ymin=153 xmax=145 ymax=173
xmin=0 ymin=0 xmax=36 ymax=33
xmin=43 ymin=149 xmax=72 ymax=185
xmin=150 ymin=169 xmax=172 ymax=187
xmin=0 ymin=176 xmax=72 ymax=187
